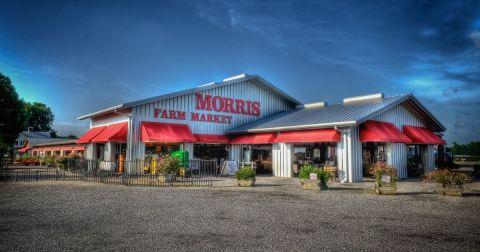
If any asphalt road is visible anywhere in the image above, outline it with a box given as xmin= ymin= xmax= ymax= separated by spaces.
xmin=0 ymin=181 xmax=479 ymax=251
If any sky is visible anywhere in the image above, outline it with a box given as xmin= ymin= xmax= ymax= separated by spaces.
xmin=0 ymin=0 xmax=479 ymax=144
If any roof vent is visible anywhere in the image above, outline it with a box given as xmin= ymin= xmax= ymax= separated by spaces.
xmin=296 ymin=101 xmax=327 ymax=109
xmin=223 ymin=73 xmax=249 ymax=82
xmin=343 ymin=93 xmax=384 ymax=104
xmin=198 ymin=82 xmax=216 ymax=87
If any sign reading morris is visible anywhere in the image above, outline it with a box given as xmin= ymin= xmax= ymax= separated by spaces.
xmin=153 ymin=93 xmax=262 ymax=124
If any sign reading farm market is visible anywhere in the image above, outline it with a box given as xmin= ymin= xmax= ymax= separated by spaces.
xmin=153 ymin=93 xmax=261 ymax=124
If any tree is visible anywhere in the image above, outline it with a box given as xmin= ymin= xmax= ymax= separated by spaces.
xmin=23 ymin=101 xmax=54 ymax=131
xmin=0 ymin=73 xmax=26 ymax=157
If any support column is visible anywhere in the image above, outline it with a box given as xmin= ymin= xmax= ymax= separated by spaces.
xmin=336 ymin=127 xmax=362 ymax=183
xmin=229 ymin=144 xmax=242 ymax=167
xmin=422 ymin=145 xmax=435 ymax=172
xmin=104 ymin=142 xmax=116 ymax=162
xmin=272 ymin=143 xmax=293 ymax=177
xmin=182 ymin=143 xmax=194 ymax=158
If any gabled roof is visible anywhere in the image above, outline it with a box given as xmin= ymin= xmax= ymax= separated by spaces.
xmin=226 ymin=94 xmax=446 ymax=134
xmin=29 ymin=139 xmax=77 ymax=147
xmin=78 ymin=74 xmax=300 ymax=120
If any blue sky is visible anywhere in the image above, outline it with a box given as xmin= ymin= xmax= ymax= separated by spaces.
xmin=0 ymin=0 xmax=479 ymax=144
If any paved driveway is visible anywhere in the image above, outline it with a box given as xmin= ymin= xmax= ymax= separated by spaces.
xmin=0 ymin=180 xmax=479 ymax=251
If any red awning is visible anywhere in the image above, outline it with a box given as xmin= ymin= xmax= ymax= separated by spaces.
xmin=194 ymin=134 xmax=230 ymax=144
xmin=360 ymin=120 xmax=412 ymax=143
xmin=73 ymin=146 xmax=85 ymax=151
xmin=77 ymin=126 xmax=107 ymax=144
xmin=141 ymin=122 xmax=196 ymax=143
xmin=230 ymin=133 xmax=277 ymax=144
xmin=403 ymin=125 xmax=445 ymax=145
xmin=17 ymin=146 xmax=30 ymax=153
xmin=91 ymin=122 xmax=128 ymax=143
xmin=275 ymin=129 xmax=340 ymax=143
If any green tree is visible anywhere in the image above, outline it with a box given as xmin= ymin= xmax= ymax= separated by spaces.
xmin=23 ymin=101 xmax=54 ymax=131
xmin=0 ymin=73 xmax=26 ymax=157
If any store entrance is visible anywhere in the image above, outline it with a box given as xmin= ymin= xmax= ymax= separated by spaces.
xmin=193 ymin=144 xmax=228 ymax=163
xmin=407 ymin=145 xmax=424 ymax=177
xmin=362 ymin=142 xmax=386 ymax=176
xmin=251 ymin=145 xmax=272 ymax=175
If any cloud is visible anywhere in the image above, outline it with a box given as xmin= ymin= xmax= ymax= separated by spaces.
xmin=470 ymin=31 xmax=480 ymax=48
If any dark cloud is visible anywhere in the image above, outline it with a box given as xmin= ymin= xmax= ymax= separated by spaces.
xmin=0 ymin=0 xmax=479 ymax=143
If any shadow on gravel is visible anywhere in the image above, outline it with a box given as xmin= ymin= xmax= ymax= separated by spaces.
xmin=462 ymin=192 xmax=480 ymax=196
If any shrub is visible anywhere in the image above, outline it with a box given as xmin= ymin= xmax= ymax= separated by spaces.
xmin=317 ymin=170 xmax=331 ymax=184
xmin=158 ymin=155 xmax=181 ymax=175
xmin=423 ymin=169 xmax=471 ymax=186
xmin=298 ymin=164 xmax=321 ymax=180
xmin=371 ymin=162 xmax=397 ymax=185
xmin=235 ymin=167 xmax=256 ymax=180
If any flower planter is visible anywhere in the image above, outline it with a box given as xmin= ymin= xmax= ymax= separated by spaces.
xmin=238 ymin=178 xmax=255 ymax=187
xmin=374 ymin=182 xmax=397 ymax=195
xmin=443 ymin=185 xmax=463 ymax=196
xmin=301 ymin=179 xmax=320 ymax=191
xmin=319 ymin=181 xmax=329 ymax=190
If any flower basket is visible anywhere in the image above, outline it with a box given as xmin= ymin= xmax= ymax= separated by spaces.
xmin=424 ymin=169 xmax=470 ymax=197
xmin=372 ymin=162 xmax=398 ymax=195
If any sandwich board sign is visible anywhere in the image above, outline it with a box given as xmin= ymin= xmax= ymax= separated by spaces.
xmin=223 ymin=161 xmax=238 ymax=176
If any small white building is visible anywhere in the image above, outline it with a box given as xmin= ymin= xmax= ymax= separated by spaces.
xmin=77 ymin=74 xmax=445 ymax=182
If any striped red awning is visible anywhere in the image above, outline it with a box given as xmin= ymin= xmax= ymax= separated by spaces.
xmin=77 ymin=126 xmax=107 ymax=144
xmin=403 ymin=125 xmax=445 ymax=145
xmin=91 ymin=122 xmax=128 ymax=143
xmin=230 ymin=133 xmax=277 ymax=144
xmin=194 ymin=134 xmax=230 ymax=144
xmin=360 ymin=120 xmax=412 ymax=143
xmin=141 ymin=122 xmax=196 ymax=143
xmin=274 ymin=129 xmax=340 ymax=143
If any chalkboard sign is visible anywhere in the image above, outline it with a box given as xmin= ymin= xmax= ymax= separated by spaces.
xmin=223 ymin=161 xmax=238 ymax=176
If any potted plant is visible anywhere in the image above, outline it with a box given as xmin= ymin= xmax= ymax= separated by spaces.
xmin=298 ymin=165 xmax=324 ymax=190
xmin=158 ymin=155 xmax=181 ymax=182
xmin=372 ymin=162 xmax=398 ymax=195
xmin=317 ymin=170 xmax=331 ymax=190
xmin=424 ymin=169 xmax=471 ymax=196
xmin=235 ymin=167 xmax=256 ymax=187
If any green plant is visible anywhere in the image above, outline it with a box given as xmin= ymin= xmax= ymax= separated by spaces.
xmin=423 ymin=169 xmax=471 ymax=187
xmin=235 ymin=167 xmax=256 ymax=180
xmin=371 ymin=162 xmax=397 ymax=185
xmin=298 ymin=164 xmax=321 ymax=180
xmin=158 ymin=155 xmax=181 ymax=175
xmin=317 ymin=170 xmax=331 ymax=184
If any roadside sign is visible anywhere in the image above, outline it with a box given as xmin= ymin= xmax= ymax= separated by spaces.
xmin=310 ymin=173 xmax=317 ymax=180
xmin=381 ymin=175 xmax=391 ymax=183
xmin=224 ymin=161 xmax=238 ymax=176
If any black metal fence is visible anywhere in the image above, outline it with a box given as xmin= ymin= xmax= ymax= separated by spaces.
xmin=0 ymin=159 xmax=221 ymax=187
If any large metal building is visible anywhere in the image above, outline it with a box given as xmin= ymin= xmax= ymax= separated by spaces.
xmin=77 ymin=73 xmax=446 ymax=182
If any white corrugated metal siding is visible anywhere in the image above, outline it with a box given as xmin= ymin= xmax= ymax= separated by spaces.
xmin=272 ymin=143 xmax=292 ymax=177
xmin=91 ymin=114 xmax=129 ymax=127
xmin=129 ymin=80 xmax=295 ymax=161
xmin=371 ymin=103 xmax=427 ymax=178
xmin=386 ymin=143 xmax=408 ymax=179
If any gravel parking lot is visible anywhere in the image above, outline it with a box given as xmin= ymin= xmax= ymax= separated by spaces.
xmin=1 ymin=180 xmax=479 ymax=251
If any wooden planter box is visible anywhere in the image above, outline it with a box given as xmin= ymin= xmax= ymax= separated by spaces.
xmin=374 ymin=182 xmax=397 ymax=195
xmin=301 ymin=179 xmax=320 ymax=191
xmin=238 ymin=178 xmax=255 ymax=187
xmin=443 ymin=185 xmax=464 ymax=196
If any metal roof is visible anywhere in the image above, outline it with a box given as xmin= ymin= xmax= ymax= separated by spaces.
xmin=30 ymin=139 xmax=77 ymax=147
xmin=226 ymin=94 xmax=446 ymax=134
xmin=77 ymin=74 xmax=301 ymax=120
xmin=20 ymin=131 xmax=51 ymax=139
